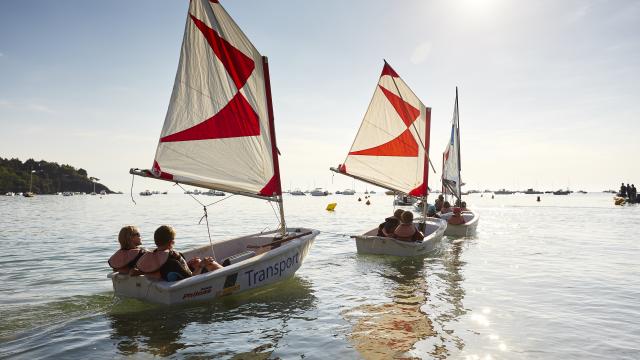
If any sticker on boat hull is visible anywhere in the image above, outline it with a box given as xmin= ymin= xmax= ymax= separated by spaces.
xmin=182 ymin=286 xmax=213 ymax=300
xmin=244 ymin=252 xmax=300 ymax=286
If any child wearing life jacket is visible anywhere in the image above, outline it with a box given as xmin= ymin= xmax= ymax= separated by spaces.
xmin=440 ymin=201 xmax=452 ymax=214
xmin=447 ymin=208 xmax=466 ymax=225
xmin=377 ymin=209 xmax=404 ymax=237
xmin=393 ymin=211 xmax=424 ymax=242
xmin=108 ymin=226 xmax=147 ymax=274
xmin=136 ymin=225 xmax=193 ymax=282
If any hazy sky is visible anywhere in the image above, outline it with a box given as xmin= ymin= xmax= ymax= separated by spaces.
xmin=1 ymin=0 xmax=639 ymax=193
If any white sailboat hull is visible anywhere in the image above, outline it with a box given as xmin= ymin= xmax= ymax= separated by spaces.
xmin=439 ymin=210 xmax=479 ymax=237
xmin=353 ymin=218 xmax=446 ymax=257
xmin=108 ymin=228 xmax=318 ymax=305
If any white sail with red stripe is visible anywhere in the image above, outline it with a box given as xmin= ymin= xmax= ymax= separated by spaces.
xmin=442 ymin=88 xmax=461 ymax=198
xmin=334 ymin=62 xmax=431 ymax=196
xmin=148 ymin=0 xmax=281 ymax=199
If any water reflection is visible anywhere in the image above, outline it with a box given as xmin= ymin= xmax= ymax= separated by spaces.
xmin=343 ymin=255 xmax=436 ymax=358
xmin=417 ymin=239 xmax=470 ymax=359
xmin=107 ymin=276 xmax=317 ymax=358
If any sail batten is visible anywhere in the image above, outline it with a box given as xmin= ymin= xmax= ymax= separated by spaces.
xmin=144 ymin=0 xmax=280 ymax=198
xmin=336 ymin=62 xmax=430 ymax=197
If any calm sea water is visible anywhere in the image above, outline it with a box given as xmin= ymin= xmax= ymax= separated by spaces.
xmin=1 ymin=191 xmax=639 ymax=359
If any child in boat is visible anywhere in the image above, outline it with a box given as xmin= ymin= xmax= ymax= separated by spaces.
xmin=108 ymin=225 xmax=147 ymax=274
xmin=393 ymin=211 xmax=424 ymax=242
xmin=187 ymin=256 xmax=223 ymax=275
xmin=136 ymin=225 xmax=193 ymax=282
xmin=447 ymin=208 xmax=466 ymax=225
xmin=434 ymin=194 xmax=444 ymax=211
xmin=441 ymin=201 xmax=452 ymax=214
xmin=427 ymin=205 xmax=440 ymax=218
xmin=377 ymin=209 xmax=404 ymax=237
xmin=460 ymin=201 xmax=469 ymax=212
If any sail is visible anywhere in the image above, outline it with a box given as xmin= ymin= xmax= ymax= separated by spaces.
xmin=442 ymin=89 xmax=461 ymax=198
xmin=149 ymin=0 xmax=281 ymax=198
xmin=336 ymin=62 xmax=430 ymax=196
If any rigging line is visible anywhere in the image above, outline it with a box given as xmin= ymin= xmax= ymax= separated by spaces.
xmin=204 ymin=194 xmax=236 ymax=207
xmin=130 ymin=172 xmax=137 ymax=205
xmin=174 ymin=182 xmax=206 ymax=207
xmin=388 ymin=75 xmax=437 ymax=174
xmin=268 ymin=200 xmax=282 ymax=228
xmin=201 ymin=206 xmax=218 ymax=261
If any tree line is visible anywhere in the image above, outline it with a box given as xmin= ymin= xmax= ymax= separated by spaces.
xmin=0 ymin=157 xmax=113 ymax=194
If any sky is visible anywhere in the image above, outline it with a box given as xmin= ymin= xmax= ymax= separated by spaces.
xmin=1 ymin=0 xmax=639 ymax=193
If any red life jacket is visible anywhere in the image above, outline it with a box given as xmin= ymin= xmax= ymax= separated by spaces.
xmin=136 ymin=250 xmax=170 ymax=279
xmin=108 ymin=248 xmax=143 ymax=273
xmin=394 ymin=223 xmax=417 ymax=241
xmin=448 ymin=215 xmax=466 ymax=225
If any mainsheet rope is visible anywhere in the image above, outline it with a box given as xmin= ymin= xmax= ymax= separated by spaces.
xmin=130 ymin=173 xmax=137 ymax=205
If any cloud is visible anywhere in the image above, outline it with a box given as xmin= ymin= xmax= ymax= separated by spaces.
xmin=27 ymin=103 xmax=56 ymax=114
xmin=0 ymin=52 xmax=4 ymax=57
xmin=410 ymin=41 xmax=432 ymax=64
xmin=568 ymin=4 xmax=591 ymax=23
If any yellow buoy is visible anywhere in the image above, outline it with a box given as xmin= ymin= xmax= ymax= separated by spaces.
xmin=326 ymin=202 xmax=337 ymax=211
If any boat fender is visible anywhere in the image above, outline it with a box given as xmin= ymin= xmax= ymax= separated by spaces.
xmin=137 ymin=250 xmax=170 ymax=273
xmin=108 ymin=248 xmax=144 ymax=271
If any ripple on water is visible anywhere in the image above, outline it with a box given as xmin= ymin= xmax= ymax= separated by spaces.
xmin=1 ymin=194 xmax=640 ymax=358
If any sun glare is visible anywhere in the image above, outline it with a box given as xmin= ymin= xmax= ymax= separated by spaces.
xmin=457 ymin=0 xmax=502 ymax=19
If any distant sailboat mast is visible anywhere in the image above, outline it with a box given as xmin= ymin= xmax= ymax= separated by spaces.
xmin=456 ymin=86 xmax=462 ymax=201
xmin=442 ymin=87 xmax=462 ymax=203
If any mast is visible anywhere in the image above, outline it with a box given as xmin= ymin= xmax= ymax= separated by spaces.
xmin=29 ymin=170 xmax=34 ymax=193
xmin=455 ymin=86 xmax=462 ymax=202
xmin=421 ymin=108 xmax=432 ymax=224
xmin=262 ymin=56 xmax=286 ymax=237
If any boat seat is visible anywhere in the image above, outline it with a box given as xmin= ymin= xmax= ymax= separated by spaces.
xmin=221 ymin=250 xmax=256 ymax=267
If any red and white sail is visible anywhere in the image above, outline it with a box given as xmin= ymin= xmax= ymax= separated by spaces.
xmin=149 ymin=0 xmax=281 ymax=198
xmin=336 ymin=62 xmax=431 ymax=196
xmin=442 ymin=88 xmax=461 ymax=198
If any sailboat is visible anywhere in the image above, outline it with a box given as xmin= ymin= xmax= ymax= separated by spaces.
xmin=440 ymin=88 xmax=479 ymax=237
xmin=330 ymin=61 xmax=446 ymax=256
xmin=109 ymin=0 xmax=318 ymax=305
xmin=23 ymin=170 xmax=36 ymax=197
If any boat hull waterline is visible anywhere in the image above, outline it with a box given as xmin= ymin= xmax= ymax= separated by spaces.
xmin=439 ymin=210 xmax=480 ymax=237
xmin=352 ymin=218 xmax=446 ymax=257
xmin=108 ymin=228 xmax=318 ymax=305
